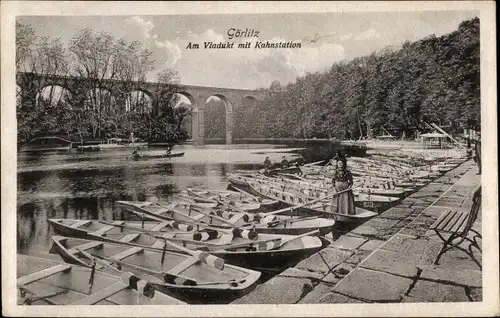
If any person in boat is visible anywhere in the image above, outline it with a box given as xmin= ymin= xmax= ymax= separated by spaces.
xmin=332 ymin=150 xmax=346 ymax=163
xmin=332 ymin=157 xmax=356 ymax=215
xmin=264 ymin=156 xmax=272 ymax=168
xmin=131 ymin=150 xmax=141 ymax=159
xmin=281 ymin=156 xmax=290 ymax=168
xmin=166 ymin=146 xmax=172 ymax=156
xmin=293 ymin=155 xmax=305 ymax=167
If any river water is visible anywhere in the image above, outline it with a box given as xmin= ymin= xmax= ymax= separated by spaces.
xmin=17 ymin=143 xmax=331 ymax=258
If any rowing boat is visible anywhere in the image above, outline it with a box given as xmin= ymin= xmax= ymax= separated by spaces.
xmin=50 ymin=236 xmax=261 ymax=303
xmin=259 ymin=166 xmax=302 ymax=176
xmin=184 ymin=189 xmax=260 ymax=212
xmin=229 ymin=173 xmax=401 ymax=211
xmin=242 ymin=175 xmax=400 ymax=211
xmin=248 ymin=181 xmax=377 ymax=223
xmin=48 ymin=218 xmax=197 ymax=238
xmin=279 ymin=173 xmax=410 ymax=197
xmin=76 ymin=145 xmax=101 ymax=152
xmin=116 ymin=201 xmax=336 ymax=236
xmin=119 ymin=200 xmax=255 ymax=227
xmin=129 ymin=152 xmax=185 ymax=161
xmin=185 ymin=188 xmax=280 ymax=211
xmin=17 ymin=254 xmax=184 ymax=305
xmin=231 ymin=172 xmax=412 ymax=197
xmin=48 ymin=218 xmax=324 ymax=269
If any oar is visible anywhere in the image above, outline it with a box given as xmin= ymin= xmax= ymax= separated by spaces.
xmin=212 ymin=237 xmax=283 ymax=252
xmin=125 ymin=206 xmax=257 ymax=239
xmin=99 ymin=219 xmax=194 ymax=234
xmin=156 ymin=201 xmax=238 ymax=227
xmin=261 ymin=214 xmax=319 ymax=227
xmin=214 ymin=201 xmax=258 ymax=223
xmin=284 ymin=215 xmax=321 ymax=224
xmin=213 ymin=228 xmax=321 ymax=252
xmin=189 ymin=205 xmax=242 ymax=226
xmin=156 ymin=236 xmax=225 ymax=270
xmin=76 ymin=248 xmax=156 ymax=298
xmin=185 ymin=188 xmax=258 ymax=217
xmin=83 ymin=250 xmax=201 ymax=286
xmin=256 ymin=186 xmax=355 ymax=218
xmin=77 ymin=248 xmax=128 ymax=274
xmin=270 ymin=229 xmax=320 ymax=250
xmin=303 ymin=160 xmax=326 ymax=167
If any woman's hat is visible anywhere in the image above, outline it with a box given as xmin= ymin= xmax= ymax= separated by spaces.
xmin=333 ymin=150 xmax=346 ymax=162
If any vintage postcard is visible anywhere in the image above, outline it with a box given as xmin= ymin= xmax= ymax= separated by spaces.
xmin=1 ymin=1 xmax=498 ymax=317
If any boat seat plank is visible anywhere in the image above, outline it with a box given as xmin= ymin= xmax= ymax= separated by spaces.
xmin=228 ymin=214 xmax=243 ymax=224
xmin=151 ymin=222 xmax=172 ymax=231
xmin=68 ymin=241 xmax=104 ymax=254
xmin=111 ymin=247 xmax=144 ymax=261
xmin=70 ymin=220 xmax=92 ymax=228
xmin=192 ymin=214 xmax=205 ymax=221
xmin=71 ymin=282 xmax=128 ymax=305
xmin=152 ymin=208 xmax=170 ymax=214
xmin=167 ymin=257 xmax=199 ymax=276
xmin=90 ymin=225 xmax=116 ymax=236
xmin=119 ymin=233 xmax=140 ymax=243
xmin=18 ymin=264 xmax=72 ymax=286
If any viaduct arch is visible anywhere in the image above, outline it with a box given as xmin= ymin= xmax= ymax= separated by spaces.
xmin=16 ymin=72 xmax=265 ymax=145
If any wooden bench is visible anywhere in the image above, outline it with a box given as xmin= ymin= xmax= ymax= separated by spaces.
xmin=18 ymin=264 xmax=72 ymax=286
xmin=430 ymin=186 xmax=482 ymax=269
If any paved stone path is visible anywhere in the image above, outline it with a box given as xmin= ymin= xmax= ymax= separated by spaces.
xmin=233 ymin=160 xmax=481 ymax=304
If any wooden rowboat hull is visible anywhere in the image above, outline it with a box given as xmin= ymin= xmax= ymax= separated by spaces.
xmin=17 ymin=254 xmax=184 ymax=305
xmin=117 ymin=200 xmax=334 ymax=236
xmin=248 ymin=183 xmax=377 ymax=223
xmin=131 ymin=152 xmax=185 ymax=160
xmin=210 ymin=236 xmax=324 ymax=269
xmin=261 ymin=166 xmax=301 ymax=176
xmin=185 ymin=189 xmax=262 ymax=212
xmin=50 ymin=236 xmax=260 ymax=304
xmin=290 ymin=205 xmax=377 ymax=223
xmin=245 ymin=176 xmax=400 ymax=212
xmin=49 ymin=217 xmax=324 ymax=271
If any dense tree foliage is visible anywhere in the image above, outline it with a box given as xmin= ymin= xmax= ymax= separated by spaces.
xmin=204 ymin=98 xmax=226 ymax=139
xmin=17 ymin=18 xmax=480 ymax=144
xmin=16 ymin=23 xmax=189 ymax=145
xmin=233 ymin=18 xmax=480 ymax=140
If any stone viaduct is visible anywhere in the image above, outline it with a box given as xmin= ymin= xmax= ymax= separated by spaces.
xmin=16 ymin=72 xmax=266 ymax=145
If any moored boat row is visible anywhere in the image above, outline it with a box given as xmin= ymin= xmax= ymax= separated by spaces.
xmin=18 ymin=150 xmax=467 ymax=305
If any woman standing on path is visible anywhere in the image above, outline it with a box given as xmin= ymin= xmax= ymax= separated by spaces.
xmin=474 ymin=137 xmax=481 ymax=174
xmin=333 ymin=157 xmax=356 ymax=215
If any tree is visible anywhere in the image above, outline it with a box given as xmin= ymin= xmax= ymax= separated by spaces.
xmin=69 ymin=29 xmax=157 ymax=139
xmin=157 ymin=68 xmax=179 ymax=84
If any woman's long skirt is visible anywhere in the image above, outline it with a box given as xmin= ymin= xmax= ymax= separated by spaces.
xmin=334 ymin=181 xmax=356 ymax=215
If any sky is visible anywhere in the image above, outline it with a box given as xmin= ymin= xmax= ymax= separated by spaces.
xmin=18 ymin=11 xmax=478 ymax=90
